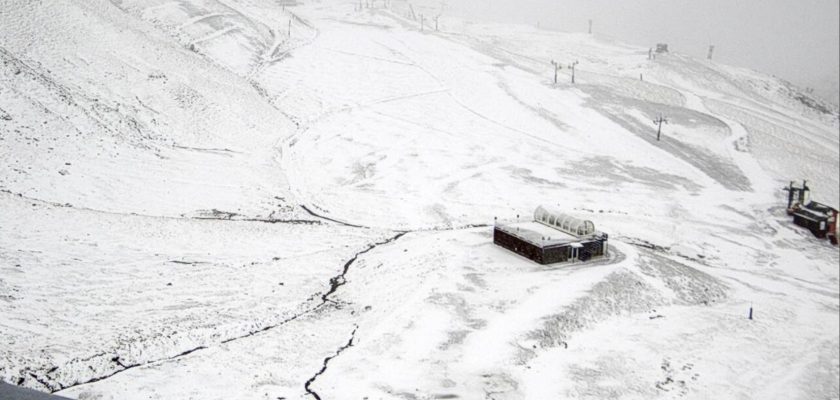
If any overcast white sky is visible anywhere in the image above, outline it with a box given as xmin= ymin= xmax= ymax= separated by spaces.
xmin=441 ymin=0 xmax=839 ymax=104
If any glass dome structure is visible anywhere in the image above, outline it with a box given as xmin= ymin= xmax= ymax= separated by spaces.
xmin=534 ymin=206 xmax=595 ymax=237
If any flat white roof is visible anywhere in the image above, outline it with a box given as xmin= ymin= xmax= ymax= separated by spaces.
xmin=496 ymin=221 xmax=584 ymax=247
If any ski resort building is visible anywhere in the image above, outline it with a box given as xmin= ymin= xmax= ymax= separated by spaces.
xmin=493 ymin=206 xmax=609 ymax=264
xmin=784 ymin=181 xmax=838 ymax=245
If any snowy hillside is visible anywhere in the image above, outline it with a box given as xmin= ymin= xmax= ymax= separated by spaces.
xmin=1 ymin=1 xmax=838 ymax=399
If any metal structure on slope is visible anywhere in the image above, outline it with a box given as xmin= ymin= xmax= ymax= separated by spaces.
xmin=784 ymin=180 xmax=838 ymax=245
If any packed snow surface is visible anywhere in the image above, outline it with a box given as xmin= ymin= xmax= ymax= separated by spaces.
xmin=1 ymin=0 xmax=838 ymax=399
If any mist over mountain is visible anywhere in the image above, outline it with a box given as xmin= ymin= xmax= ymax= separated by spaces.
xmin=440 ymin=0 xmax=840 ymax=105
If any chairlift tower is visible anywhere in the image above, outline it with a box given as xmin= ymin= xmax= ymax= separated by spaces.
xmin=653 ymin=115 xmax=668 ymax=141
xmin=550 ymin=60 xmax=562 ymax=84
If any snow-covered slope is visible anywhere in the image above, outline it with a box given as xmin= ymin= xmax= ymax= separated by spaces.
xmin=0 ymin=0 xmax=301 ymax=218
xmin=1 ymin=1 xmax=838 ymax=399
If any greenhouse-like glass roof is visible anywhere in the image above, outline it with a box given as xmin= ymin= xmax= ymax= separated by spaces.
xmin=534 ymin=206 xmax=596 ymax=237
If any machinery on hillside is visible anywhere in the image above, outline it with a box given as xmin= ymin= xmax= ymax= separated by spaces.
xmin=784 ymin=181 xmax=838 ymax=245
